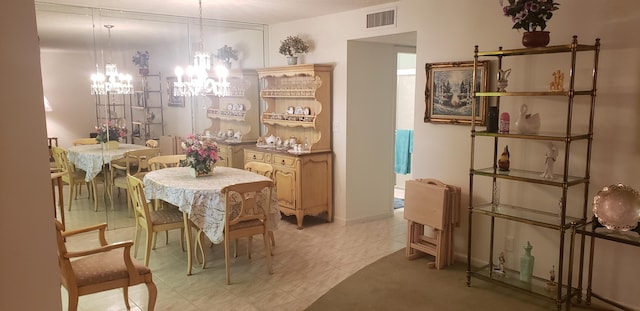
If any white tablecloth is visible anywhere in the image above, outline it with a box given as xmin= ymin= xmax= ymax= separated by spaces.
xmin=143 ymin=166 xmax=279 ymax=243
xmin=67 ymin=143 xmax=148 ymax=182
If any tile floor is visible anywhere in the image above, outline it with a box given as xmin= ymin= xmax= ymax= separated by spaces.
xmin=58 ymin=184 xmax=407 ymax=310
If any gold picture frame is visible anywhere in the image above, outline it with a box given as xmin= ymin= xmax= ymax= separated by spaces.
xmin=424 ymin=60 xmax=489 ymax=125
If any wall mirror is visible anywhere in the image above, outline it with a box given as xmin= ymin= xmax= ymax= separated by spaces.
xmin=37 ymin=2 xmax=267 ymax=230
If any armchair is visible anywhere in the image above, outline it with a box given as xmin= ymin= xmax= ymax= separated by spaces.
xmin=55 ymin=219 xmax=157 ymax=311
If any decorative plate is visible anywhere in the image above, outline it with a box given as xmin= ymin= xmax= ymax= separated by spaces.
xmin=303 ymin=107 xmax=311 ymax=115
xmin=295 ymin=106 xmax=303 ymax=115
xmin=287 ymin=106 xmax=295 ymax=114
xmin=234 ymin=103 xmax=244 ymax=111
xmin=593 ymin=184 xmax=640 ymax=231
xmin=227 ymin=104 xmax=234 ymax=110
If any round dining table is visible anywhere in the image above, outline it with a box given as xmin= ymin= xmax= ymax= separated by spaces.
xmin=143 ymin=166 xmax=279 ymax=274
xmin=67 ymin=143 xmax=149 ymax=182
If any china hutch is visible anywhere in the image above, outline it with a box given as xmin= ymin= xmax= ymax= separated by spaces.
xmin=245 ymin=64 xmax=333 ymax=229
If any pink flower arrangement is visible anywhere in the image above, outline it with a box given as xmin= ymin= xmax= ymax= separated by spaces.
xmin=179 ymin=134 xmax=220 ymax=175
xmin=95 ymin=121 xmax=127 ymax=143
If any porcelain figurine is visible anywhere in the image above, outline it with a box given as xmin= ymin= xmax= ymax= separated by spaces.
xmin=541 ymin=142 xmax=558 ymax=179
xmin=514 ymin=104 xmax=540 ymax=134
xmin=498 ymin=145 xmax=510 ymax=171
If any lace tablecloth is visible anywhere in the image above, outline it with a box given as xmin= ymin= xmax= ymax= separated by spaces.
xmin=143 ymin=166 xmax=280 ymax=243
xmin=67 ymin=143 xmax=148 ymax=182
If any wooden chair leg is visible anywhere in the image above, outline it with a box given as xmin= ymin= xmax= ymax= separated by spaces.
xmin=146 ymin=280 xmax=157 ymax=311
xmin=122 ymin=286 xmax=130 ymax=309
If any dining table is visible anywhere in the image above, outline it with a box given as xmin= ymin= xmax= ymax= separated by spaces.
xmin=143 ymin=166 xmax=279 ymax=275
xmin=67 ymin=143 xmax=149 ymax=182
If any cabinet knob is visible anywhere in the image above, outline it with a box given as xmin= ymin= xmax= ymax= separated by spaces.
xmin=252 ymin=155 xmax=256 ymax=160
xmin=281 ymin=160 xmax=285 ymax=165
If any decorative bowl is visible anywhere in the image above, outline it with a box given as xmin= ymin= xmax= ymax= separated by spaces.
xmin=593 ymin=184 xmax=640 ymax=231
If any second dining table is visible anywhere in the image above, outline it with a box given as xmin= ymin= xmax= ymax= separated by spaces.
xmin=67 ymin=143 xmax=150 ymax=182
xmin=143 ymin=166 xmax=279 ymax=275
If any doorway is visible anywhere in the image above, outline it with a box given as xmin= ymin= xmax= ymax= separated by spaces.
xmin=394 ymin=50 xmax=416 ymax=204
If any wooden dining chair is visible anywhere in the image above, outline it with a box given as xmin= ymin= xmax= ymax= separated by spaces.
xmin=126 ymin=175 xmax=185 ymax=267
xmin=55 ymin=219 xmax=157 ymax=311
xmin=51 ymin=146 xmax=95 ymax=211
xmin=148 ymin=154 xmax=186 ymax=171
xmin=243 ymin=161 xmax=276 ymax=254
xmin=111 ymin=148 xmax=161 ymax=213
xmin=222 ymin=180 xmax=274 ymax=285
xmin=72 ymin=137 xmax=98 ymax=145
xmin=145 ymin=139 xmax=159 ymax=148
xmin=148 ymin=154 xmax=187 ymax=244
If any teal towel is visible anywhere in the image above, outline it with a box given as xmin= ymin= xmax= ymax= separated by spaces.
xmin=394 ymin=129 xmax=413 ymax=174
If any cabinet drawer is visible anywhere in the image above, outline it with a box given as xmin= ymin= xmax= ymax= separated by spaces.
xmin=245 ymin=150 xmax=266 ymax=162
xmin=273 ymin=154 xmax=297 ymax=168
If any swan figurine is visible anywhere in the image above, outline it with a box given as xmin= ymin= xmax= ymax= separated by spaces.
xmin=515 ymin=104 xmax=541 ymax=134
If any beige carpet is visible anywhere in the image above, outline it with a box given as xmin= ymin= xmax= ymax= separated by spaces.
xmin=307 ymin=249 xmax=613 ymax=311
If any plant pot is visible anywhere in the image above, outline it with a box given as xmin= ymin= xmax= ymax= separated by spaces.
xmin=102 ymin=141 xmax=119 ymax=150
xmin=287 ymin=56 xmax=298 ymax=65
xmin=189 ymin=166 xmax=214 ymax=177
xmin=522 ymin=31 xmax=550 ymax=48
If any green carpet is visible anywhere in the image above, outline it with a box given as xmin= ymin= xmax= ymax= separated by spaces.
xmin=307 ymin=249 xmax=613 ymax=311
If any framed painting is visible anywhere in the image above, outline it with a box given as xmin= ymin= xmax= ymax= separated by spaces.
xmin=424 ymin=60 xmax=489 ymax=125
xmin=166 ymin=76 xmax=184 ymax=107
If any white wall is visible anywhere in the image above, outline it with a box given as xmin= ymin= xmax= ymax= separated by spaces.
xmin=0 ymin=1 xmax=61 ymax=309
xmin=269 ymin=0 xmax=640 ymax=307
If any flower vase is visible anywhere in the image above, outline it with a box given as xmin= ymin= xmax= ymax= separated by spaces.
xmin=522 ymin=31 xmax=550 ymax=48
xmin=189 ymin=166 xmax=214 ymax=177
xmin=103 ymin=141 xmax=119 ymax=150
xmin=287 ymin=56 xmax=298 ymax=65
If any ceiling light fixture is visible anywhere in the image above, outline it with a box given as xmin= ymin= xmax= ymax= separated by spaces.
xmin=173 ymin=0 xmax=230 ymax=97
xmin=90 ymin=25 xmax=133 ymax=95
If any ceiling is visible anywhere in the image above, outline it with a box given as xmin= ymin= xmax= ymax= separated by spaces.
xmin=36 ymin=0 xmax=398 ymax=25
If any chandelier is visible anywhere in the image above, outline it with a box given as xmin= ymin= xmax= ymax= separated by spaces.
xmin=173 ymin=0 xmax=230 ymax=97
xmin=90 ymin=25 xmax=133 ymax=95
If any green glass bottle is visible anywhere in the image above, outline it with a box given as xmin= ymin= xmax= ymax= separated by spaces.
xmin=519 ymin=241 xmax=535 ymax=283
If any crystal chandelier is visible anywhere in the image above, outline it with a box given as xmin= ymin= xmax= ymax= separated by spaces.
xmin=90 ymin=25 xmax=133 ymax=95
xmin=173 ymin=0 xmax=230 ymax=97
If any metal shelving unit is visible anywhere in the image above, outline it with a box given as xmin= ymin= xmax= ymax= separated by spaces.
xmin=466 ymin=36 xmax=600 ymax=310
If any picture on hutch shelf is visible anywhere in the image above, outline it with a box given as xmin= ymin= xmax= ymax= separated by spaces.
xmin=424 ymin=60 xmax=489 ymax=125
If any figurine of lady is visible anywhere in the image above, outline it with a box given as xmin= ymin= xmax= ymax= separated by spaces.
xmin=541 ymin=142 xmax=558 ymax=179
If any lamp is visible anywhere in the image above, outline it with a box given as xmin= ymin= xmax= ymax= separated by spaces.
xmin=44 ymin=96 xmax=53 ymax=112
xmin=90 ymin=25 xmax=133 ymax=95
xmin=173 ymin=0 xmax=230 ymax=97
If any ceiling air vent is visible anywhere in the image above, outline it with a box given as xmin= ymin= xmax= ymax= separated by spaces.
xmin=366 ymin=8 xmax=396 ymax=29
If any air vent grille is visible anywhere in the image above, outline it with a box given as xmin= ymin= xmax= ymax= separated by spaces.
xmin=366 ymin=9 xmax=396 ymax=29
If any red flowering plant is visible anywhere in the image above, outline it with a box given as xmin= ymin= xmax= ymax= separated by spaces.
xmin=500 ymin=0 xmax=559 ymax=32
xmin=95 ymin=121 xmax=127 ymax=143
xmin=179 ymin=134 xmax=220 ymax=175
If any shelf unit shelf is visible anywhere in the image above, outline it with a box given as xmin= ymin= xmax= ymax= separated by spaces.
xmin=470 ymin=265 xmax=578 ymax=301
xmin=129 ymin=73 xmax=164 ymax=143
xmin=466 ymin=36 xmax=600 ymax=310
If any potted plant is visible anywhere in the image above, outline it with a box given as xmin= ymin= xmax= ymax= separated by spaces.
xmin=214 ymin=45 xmax=239 ymax=68
xmin=500 ymin=0 xmax=559 ymax=48
xmin=278 ymin=35 xmax=310 ymax=65
xmin=132 ymin=50 xmax=150 ymax=75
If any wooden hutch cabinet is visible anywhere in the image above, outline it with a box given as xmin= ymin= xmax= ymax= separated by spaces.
xmin=205 ymin=69 xmax=259 ymax=169
xmin=245 ymin=64 xmax=333 ymax=229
